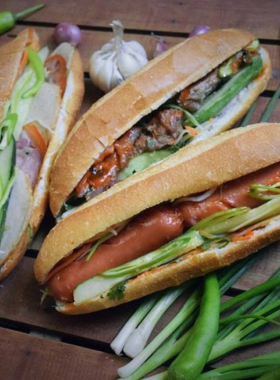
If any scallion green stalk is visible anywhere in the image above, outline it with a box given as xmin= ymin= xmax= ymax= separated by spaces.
xmin=116 ymin=256 xmax=256 ymax=379
xmin=111 ymin=296 xmax=159 ymax=356
xmin=123 ymin=281 xmax=193 ymax=358
xmin=197 ymin=351 xmax=280 ymax=379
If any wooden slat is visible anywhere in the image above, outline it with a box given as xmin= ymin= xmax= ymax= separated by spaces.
xmin=0 ymin=1 xmax=280 ymax=378
xmin=0 ymin=327 xmax=128 ymax=380
xmin=0 ymin=256 xmax=136 ymax=344
xmin=1 ymin=25 xmax=280 ymax=93
xmin=1 ymin=0 xmax=280 ymax=40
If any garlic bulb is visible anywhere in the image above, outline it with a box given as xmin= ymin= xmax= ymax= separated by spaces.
xmin=89 ymin=20 xmax=148 ymax=93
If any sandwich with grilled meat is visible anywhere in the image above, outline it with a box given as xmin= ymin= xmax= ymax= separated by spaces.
xmin=49 ymin=28 xmax=271 ymax=219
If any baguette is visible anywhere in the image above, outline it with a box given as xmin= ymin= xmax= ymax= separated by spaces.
xmin=34 ymin=123 xmax=280 ymax=314
xmin=0 ymin=28 xmax=84 ymax=280
xmin=49 ymin=28 xmax=271 ymax=218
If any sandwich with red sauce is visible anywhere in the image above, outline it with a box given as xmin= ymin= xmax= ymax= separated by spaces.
xmin=35 ymin=123 xmax=280 ymax=314
xmin=48 ymin=28 xmax=271 ymax=219
xmin=0 ymin=28 xmax=84 ymax=280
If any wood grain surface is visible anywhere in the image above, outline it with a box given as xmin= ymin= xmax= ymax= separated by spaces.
xmin=0 ymin=1 xmax=280 ymax=379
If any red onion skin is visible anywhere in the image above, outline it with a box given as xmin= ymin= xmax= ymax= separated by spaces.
xmin=54 ymin=23 xmax=82 ymax=47
xmin=154 ymin=37 xmax=168 ymax=58
xmin=189 ymin=26 xmax=211 ymax=38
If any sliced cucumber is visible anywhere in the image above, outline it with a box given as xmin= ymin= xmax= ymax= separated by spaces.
xmin=187 ymin=55 xmax=263 ymax=126
xmin=118 ymin=150 xmax=171 ymax=181
xmin=0 ymin=138 xmax=16 ymax=243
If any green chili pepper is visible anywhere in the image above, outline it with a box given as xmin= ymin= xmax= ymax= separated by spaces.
xmin=167 ymin=272 xmax=220 ymax=380
xmin=0 ymin=4 xmax=45 ymax=35
xmin=22 ymin=45 xmax=45 ymax=99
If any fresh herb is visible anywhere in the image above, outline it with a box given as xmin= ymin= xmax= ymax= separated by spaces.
xmin=107 ymin=280 xmax=128 ymax=300
xmin=249 ymin=182 xmax=280 ymax=200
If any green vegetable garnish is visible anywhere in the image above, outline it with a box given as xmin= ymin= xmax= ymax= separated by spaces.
xmin=118 ymin=150 xmax=171 ymax=181
xmin=115 ymin=256 xmax=256 ymax=379
xmin=107 ymin=280 xmax=128 ymax=300
xmin=187 ymin=54 xmax=263 ymax=126
xmin=22 ymin=46 xmax=45 ymax=98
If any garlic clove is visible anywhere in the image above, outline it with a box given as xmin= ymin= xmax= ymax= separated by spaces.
xmin=126 ymin=40 xmax=148 ymax=59
xmin=117 ymin=42 xmax=148 ymax=79
xmin=90 ymin=53 xmax=122 ymax=93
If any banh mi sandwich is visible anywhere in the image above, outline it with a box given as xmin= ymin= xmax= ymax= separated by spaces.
xmin=49 ymin=28 xmax=271 ymax=219
xmin=0 ymin=28 xmax=84 ymax=280
xmin=35 ymin=123 xmax=280 ymax=315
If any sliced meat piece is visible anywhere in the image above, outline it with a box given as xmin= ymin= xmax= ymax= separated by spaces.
xmin=75 ymin=128 xmax=141 ymax=199
xmin=177 ymin=68 xmax=221 ymax=112
xmin=135 ymin=109 xmax=184 ymax=151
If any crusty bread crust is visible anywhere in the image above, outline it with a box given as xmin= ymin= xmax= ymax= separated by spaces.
xmin=0 ymin=169 xmax=33 ymax=281
xmin=35 ymin=123 xmax=280 ymax=293
xmin=0 ymin=28 xmax=40 ymax=123
xmin=30 ymin=44 xmax=84 ymax=234
xmin=49 ymin=28 xmax=263 ymax=217
xmin=0 ymin=228 xmax=31 ymax=281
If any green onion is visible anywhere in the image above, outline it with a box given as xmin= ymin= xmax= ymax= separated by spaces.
xmin=116 ymin=258 xmax=280 ymax=379
xmin=116 ymin=256 xmax=256 ymax=379
xmin=86 ymin=232 xmax=115 ymax=261
xmin=117 ymin=286 xmax=202 ymax=378
xmin=197 ymin=351 xmax=280 ymax=379
xmin=204 ymin=195 xmax=280 ymax=234
xmin=208 ymin=267 xmax=280 ymax=362
xmin=103 ymin=230 xmax=203 ymax=278
xmin=121 ymin=282 xmax=194 ymax=358
xmin=256 ymin=366 xmax=280 ymax=379
xmin=189 ymin=207 xmax=249 ymax=233
xmin=260 ymin=82 xmax=280 ymax=123
xmin=111 ymin=295 xmax=160 ymax=356
xmin=249 ymin=182 xmax=280 ymax=200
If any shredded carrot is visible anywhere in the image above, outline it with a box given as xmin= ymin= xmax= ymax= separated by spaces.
xmin=17 ymin=49 xmax=28 ymax=77
xmin=27 ymin=28 xmax=34 ymax=45
xmin=17 ymin=29 xmax=36 ymax=78
xmin=24 ymin=123 xmax=48 ymax=157
xmin=185 ymin=126 xmax=198 ymax=136
xmin=231 ymin=230 xmax=255 ymax=242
